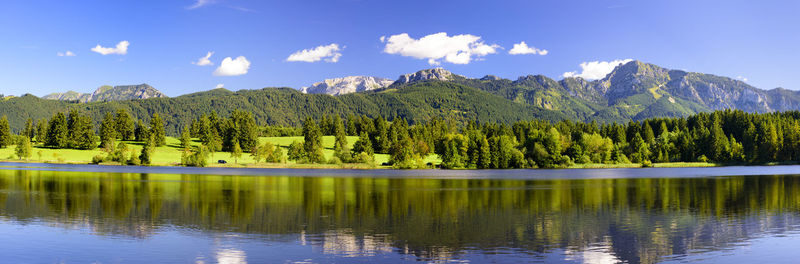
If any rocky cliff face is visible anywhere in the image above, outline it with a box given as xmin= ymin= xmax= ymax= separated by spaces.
xmin=394 ymin=68 xmax=460 ymax=84
xmin=42 ymin=84 xmax=167 ymax=102
xmin=300 ymin=76 xmax=393 ymax=95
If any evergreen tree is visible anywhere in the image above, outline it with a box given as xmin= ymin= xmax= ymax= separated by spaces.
xmin=346 ymin=114 xmax=358 ymax=136
xmin=150 ymin=113 xmax=166 ymax=147
xmin=272 ymin=144 xmax=285 ymax=163
xmin=643 ymin=122 xmax=655 ymax=144
xmin=139 ymin=134 xmax=155 ymax=165
xmin=223 ymin=110 xmax=259 ymax=151
xmin=115 ymin=109 xmax=135 ymax=140
xmin=23 ymin=118 xmax=35 ymax=140
xmin=352 ymin=132 xmax=374 ymax=155
xmin=477 ymin=136 xmax=492 ymax=169
xmin=333 ymin=116 xmax=350 ymax=162
xmin=709 ymin=116 xmax=730 ymax=162
xmin=230 ymin=140 xmax=242 ymax=164
xmin=436 ymin=134 xmax=469 ymax=169
xmin=302 ymin=117 xmax=325 ymax=163
xmin=757 ymin=121 xmax=779 ymax=162
xmin=134 ymin=120 xmax=149 ymax=142
xmin=15 ymin=137 xmax=32 ymax=160
xmin=66 ymin=109 xmax=79 ymax=139
xmin=36 ymin=119 xmax=47 ymax=143
xmin=180 ymin=126 xmax=192 ymax=149
xmin=287 ymin=140 xmax=305 ymax=162
xmin=46 ymin=113 xmax=69 ymax=148
xmin=99 ymin=112 xmax=118 ymax=149
xmin=729 ymin=135 xmax=745 ymax=162
xmin=390 ymin=137 xmax=420 ymax=169
xmin=373 ymin=117 xmax=390 ymax=153
xmin=0 ymin=115 xmax=10 ymax=148
xmin=73 ymin=114 xmax=97 ymax=150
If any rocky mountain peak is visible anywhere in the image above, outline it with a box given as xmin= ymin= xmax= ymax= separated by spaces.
xmin=42 ymin=84 xmax=167 ymax=103
xmin=300 ymin=76 xmax=394 ymax=95
xmin=394 ymin=68 xmax=457 ymax=84
xmin=480 ymin=75 xmax=501 ymax=81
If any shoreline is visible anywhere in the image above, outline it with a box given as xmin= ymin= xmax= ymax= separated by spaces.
xmin=2 ymin=161 xmax=800 ymax=180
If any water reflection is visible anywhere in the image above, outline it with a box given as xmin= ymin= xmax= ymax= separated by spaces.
xmin=1 ymin=169 xmax=800 ymax=263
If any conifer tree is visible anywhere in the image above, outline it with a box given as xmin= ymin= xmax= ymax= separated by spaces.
xmin=333 ymin=116 xmax=350 ymax=162
xmin=100 ymin=112 xmax=118 ymax=149
xmin=115 ymin=109 xmax=135 ymax=140
xmin=150 ymin=113 xmax=166 ymax=147
xmin=302 ymin=117 xmax=324 ymax=163
xmin=46 ymin=112 xmax=69 ymax=148
xmin=230 ymin=140 xmax=242 ymax=164
xmin=0 ymin=115 xmax=10 ymax=148
xmin=23 ymin=118 xmax=35 ymax=140
xmin=139 ymin=134 xmax=155 ymax=165
xmin=135 ymin=120 xmax=149 ymax=142
xmin=180 ymin=125 xmax=192 ymax=149
xmin=15 ymin=137 xmax=31 ymax=160
xmin=287 ymin=140 xmax=306 ymax=162
xmin=643 ymin=122 xmax=655 ymax=144
xmin=73 ymin=114 xmax=97 ymax=150
xmin=36 ymin=119 xmax=47 ymax=143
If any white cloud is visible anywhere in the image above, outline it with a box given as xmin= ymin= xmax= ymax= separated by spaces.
xmin=382 ymin=32 xmax=500 ymax=65
xmin=187 ymin=0 xmax=214 ymax=9
xmin=562 ymin=59 xmax=633 ymax=80
xmin=379 ymin=36 xmax=386 ymax=42
xmin=213 ymin=56 xmax=250 ymax=76
xmin=286 ymin=43 xmax=343 ymax=63
xmin=57 ymin=51 xmax=76 ymax=57
xmin=215 ymin=84 xmax=224 ymax=88
xmin=737 ymin=76 xmax=748 ymax=82
xmin=91 ymin=41 xmax=129 ymax=55
xmin=193 ymin=51 xmax=214 ymax=66
xmin=508 ymin=41 xmax=548 ymax=55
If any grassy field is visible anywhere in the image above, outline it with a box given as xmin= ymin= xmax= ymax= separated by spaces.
xmin=0 ymin=136 xmax=441 ymax=168
xmin=0 ymin=136 xmax=716 ymax=169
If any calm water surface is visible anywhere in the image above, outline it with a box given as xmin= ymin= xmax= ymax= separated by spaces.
xmin=1 ymin=164 xmax=800 ymax=263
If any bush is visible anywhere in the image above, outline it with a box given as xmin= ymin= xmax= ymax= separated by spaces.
xmin=328 ymin=156 xmax=342 ymax=165
xmin=128 ymin=153 xmax=141 ymax=165
xmin=697 ymin=155 xmax=709 ymax=163
xmin=576 ymin=155 xmax=592 ymax=164
xmin=92 ymin=155 xmax=105 ymax=164
xmin=641 ymin=159 xmax=653 ymax=168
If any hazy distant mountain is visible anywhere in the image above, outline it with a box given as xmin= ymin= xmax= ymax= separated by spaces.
xmin=43 ymin=84 xmax=167 ymax=103
xmin=301 ymin=76 xmax=394 ymax=95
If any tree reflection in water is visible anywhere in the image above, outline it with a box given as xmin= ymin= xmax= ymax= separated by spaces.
xmin=1 ymin=169 xmax=800 ymax=263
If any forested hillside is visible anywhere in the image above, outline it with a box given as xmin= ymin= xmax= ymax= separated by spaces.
xmin=0 ymin=82 xmax=566 ymax=135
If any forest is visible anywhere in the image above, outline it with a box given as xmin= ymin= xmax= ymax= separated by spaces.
xmin=0 ymin=108 xmax=798 ymax=169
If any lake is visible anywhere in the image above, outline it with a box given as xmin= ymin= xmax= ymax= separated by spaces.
xmin=1 ymin=164 xmax=800 ymax=263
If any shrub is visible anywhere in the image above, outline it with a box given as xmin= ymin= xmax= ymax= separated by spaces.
xmin=92 ymin=155 xmax=105 ymax=164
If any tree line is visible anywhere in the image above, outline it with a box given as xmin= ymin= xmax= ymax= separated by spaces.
xmin=3 ymin=109 xmax=800 ymax=169
xmin=275 ymin=109 xmax=800 ymax=169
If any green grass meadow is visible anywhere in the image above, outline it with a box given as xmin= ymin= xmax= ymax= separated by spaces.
xmin=0 ymin=136 xmax=433 ymax=168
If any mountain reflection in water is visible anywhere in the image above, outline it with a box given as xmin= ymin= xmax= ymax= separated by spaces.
xmin=1 ymin=169 xmax=800 ymax=263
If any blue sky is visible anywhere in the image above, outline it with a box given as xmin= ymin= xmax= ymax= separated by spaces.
xmin=1 ymin=0 xmax=798 ymax=97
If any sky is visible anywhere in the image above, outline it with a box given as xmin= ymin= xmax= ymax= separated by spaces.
xmin=1 ymin=0 xmax=798 ymax=97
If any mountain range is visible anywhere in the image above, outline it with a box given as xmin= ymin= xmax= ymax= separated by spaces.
xmin=5 ymin=60 xmax=799 ymax=134
xmin=298 ymin=61 xmax=800 ymax=122
xmin=42 ymin=84 xmax=167 ymax=103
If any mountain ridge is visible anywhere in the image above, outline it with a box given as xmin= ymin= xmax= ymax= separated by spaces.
xmin=43 ymin=84 xmax=167 ymax=103
xmin=4 ymin=60 xmax=800 ymax=133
